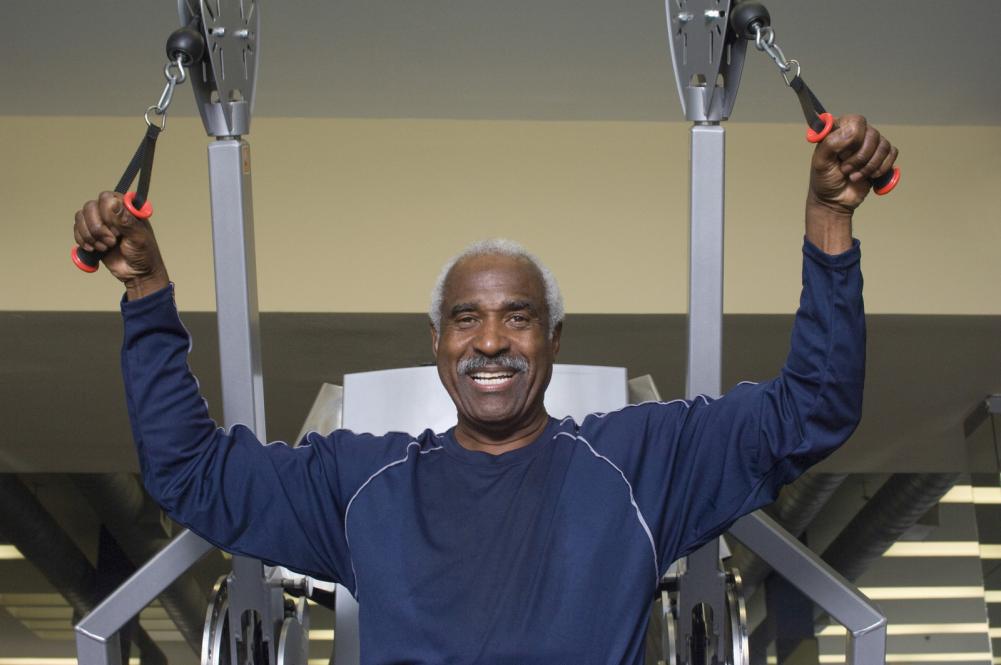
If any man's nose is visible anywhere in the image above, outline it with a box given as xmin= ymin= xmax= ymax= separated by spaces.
xmin=473 ymin=319 xmax=511 ymax=357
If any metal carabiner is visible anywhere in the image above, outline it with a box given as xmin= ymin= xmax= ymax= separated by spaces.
xmin=154 ymin=78 xmax=177 ymax=116
xmin=754 ymin=26 xmax=783 ymax=66
xmin=165 ymin=57 xmax=187 ymax=86
xmin=146 ymin=57 xmax=188 ymax=131
xmin=753 ymin=25 xmax=800 ymax=86
xmin=152 ymin=57 xmax=187 ymax=118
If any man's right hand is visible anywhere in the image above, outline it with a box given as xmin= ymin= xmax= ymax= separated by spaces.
xmin=74 ymin=191 xmax=170 ymax=300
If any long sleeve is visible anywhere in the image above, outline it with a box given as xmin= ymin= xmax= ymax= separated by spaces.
xmin=585 ymin=238 xmax=865 ymax=573
xmin=120 ymin=285 xmax=407 ymax=590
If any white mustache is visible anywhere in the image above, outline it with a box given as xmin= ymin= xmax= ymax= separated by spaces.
xmin=458 ymin=354 xmax=528 ymax=375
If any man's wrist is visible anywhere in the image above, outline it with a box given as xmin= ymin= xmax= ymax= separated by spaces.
xmin=805 ymin=194 xmax=854 ymax=255
xmin=125 ymin=270 xmax=171 ymax=301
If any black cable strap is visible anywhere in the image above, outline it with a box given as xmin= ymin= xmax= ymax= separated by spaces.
xmin=789 ymin=75 xmax=828 ymax=133
xmin=114 ymin=124 xmax=161 ymax=207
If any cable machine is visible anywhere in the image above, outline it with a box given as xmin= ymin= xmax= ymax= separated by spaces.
xmin=663 ymin=2 xmax=892 ymax=664
xmin=74 ymin=1 xmax=890 ymax=663
xmin=75 ymin=2 xmax=307 ymax=664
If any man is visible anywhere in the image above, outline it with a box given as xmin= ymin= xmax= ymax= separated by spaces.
xmin=74 ymin=115 xmax=896 ymax=664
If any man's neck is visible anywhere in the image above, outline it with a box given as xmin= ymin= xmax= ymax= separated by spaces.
xmin=454 ymin=412 xmax=551 ymax=455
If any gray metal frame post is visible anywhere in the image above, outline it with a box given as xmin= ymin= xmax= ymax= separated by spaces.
xmin=75 ymin=531 xmax=215 ymax=665
xmin=663 ymin=3 xmax=887 ymax=664
xmin=184 ymin=2 xmax=287 ymax=663
xmin=665 ymin=1 xmax=746 ymax=661
xmin=729 ymin=513 xmax=887 ymax=665
xmin=686 ymin=124 xmax=725 ymax=401
xmin=75 ymin=4 xmax=271 ymax=664
xmin=208 ymin=140 xmax=266 ymax=440
xmin=679 ymin=123 xmax=729 ymax=663
xmin=207 ymin=138 xmax=286 ymax=665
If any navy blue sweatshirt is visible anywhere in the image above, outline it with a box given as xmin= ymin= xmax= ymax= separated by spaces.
xmin=121 ymin=240 xmax=864 ymax=664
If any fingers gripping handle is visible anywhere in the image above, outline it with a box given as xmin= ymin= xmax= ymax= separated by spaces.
xmin=805 ymin=113 xmax=901 ymax=196
xmin=71 ymin=193 xmax=153 ymax=273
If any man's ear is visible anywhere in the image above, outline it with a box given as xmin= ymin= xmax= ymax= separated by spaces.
xmin=430 ymin=321 xmax=439 ymax=356
xmin=551 ymin=321 xmax=563 ymax=357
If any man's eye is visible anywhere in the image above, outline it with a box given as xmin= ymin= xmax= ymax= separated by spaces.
xmin=456 ymin=316 xmax=477 ymax=327
xmin=508 ymin=314 xmax=530 ymax=325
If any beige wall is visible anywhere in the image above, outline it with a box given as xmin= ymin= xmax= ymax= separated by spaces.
xmin=4 ymin=116 xmax=998 ymax=314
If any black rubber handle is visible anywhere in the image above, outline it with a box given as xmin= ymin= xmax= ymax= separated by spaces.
xmin=71 ymin=246 xmax=102 ymax=273
xmin=871 ymin=166 xmax=900 ymax=196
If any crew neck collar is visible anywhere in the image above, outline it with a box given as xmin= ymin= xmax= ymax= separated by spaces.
xmin=442 ymin=417 xmax=560 ymax=466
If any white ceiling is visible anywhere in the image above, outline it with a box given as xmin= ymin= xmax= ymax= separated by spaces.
xmin=3 ymin=0 xmax=999 ymax=124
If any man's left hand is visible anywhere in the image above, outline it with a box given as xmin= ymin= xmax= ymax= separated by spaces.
xmin=809 ymin=114 xmax=898 ymax=215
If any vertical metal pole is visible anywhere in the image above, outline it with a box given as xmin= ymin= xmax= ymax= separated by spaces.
xmin=678 ymin=122 xmax=729 ymax=664
xmin=183 ymin=3 xmax=284 ymax=661
xmin=208 ymin=140 xmax=266 ymax=437
xmin=847 ymin=623 xmax=889 ymax=665
xmin=207 ymin=139 xmax=285 ymax=665
xmin=664 ymin=6 xmax=887 ymax=665
xmin=685 ymin=124 xmax=725 ymax=400
xmin=76 ymin=631 xmax=122 ymax=665
xmin=663 ymin=4 xmax=745 ymax=661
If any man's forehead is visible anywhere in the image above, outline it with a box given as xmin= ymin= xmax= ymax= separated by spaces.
xmin=443 ymin=254 xmax=545 ymax=303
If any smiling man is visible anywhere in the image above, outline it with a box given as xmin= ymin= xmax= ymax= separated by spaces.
xmin=430 ymin=243 xmax=563 ymax=455
xmin=74 ymin=115 xmax=896 ymax=664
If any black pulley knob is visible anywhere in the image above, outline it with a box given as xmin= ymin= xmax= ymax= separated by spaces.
xmin=729 ymin=1 xmax=771 ymax=40
xmin=166 ymin=19 xmax=206 ymax=66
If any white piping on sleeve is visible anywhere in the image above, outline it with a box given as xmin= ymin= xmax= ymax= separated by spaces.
xmin=586 ymin=397 xmax=697 ymax=421
xmin=342 ymin=441 xmax=444 ymax=598
xmin=555 ymin=431 xmax=660 ymax=587
xmin=562 ymin=381 xmax=763 ymax=427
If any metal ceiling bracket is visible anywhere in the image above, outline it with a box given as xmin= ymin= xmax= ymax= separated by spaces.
xmin=179 ymin=0 xmax=260 ymax=138
xmin=665 ymin=0 xmax=747 ymax=122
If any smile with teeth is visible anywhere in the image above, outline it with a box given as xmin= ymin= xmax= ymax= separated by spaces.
xmin=469 ymin=371 xmax=517 ymax=385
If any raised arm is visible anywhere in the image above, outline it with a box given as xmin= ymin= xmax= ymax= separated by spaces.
xmin=585 ymin=115 xmax=897 ymax=571
xmin=73 ymin=192 xmax=394 ymax=589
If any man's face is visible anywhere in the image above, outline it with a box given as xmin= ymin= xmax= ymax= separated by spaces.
xmin=432 ymin=254 xmax=561 ymax=434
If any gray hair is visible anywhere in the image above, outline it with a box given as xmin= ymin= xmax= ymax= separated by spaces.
xmin=429 ymin=239 xmax=565 ymax=338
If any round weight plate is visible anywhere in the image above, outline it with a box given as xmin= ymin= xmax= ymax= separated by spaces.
xmin=276 ymin=616 xmax=308 ymax=665
xmin=725 ymin=570 xmax=749 ymax=665
xmin=201 ymin=575 xmax=230 ymax=665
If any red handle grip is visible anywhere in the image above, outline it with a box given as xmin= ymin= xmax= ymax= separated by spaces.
xmin=123 ymin=191 xmax=153 ymax=219
xmin=806 ymin=113 xmax=835 ymax=143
